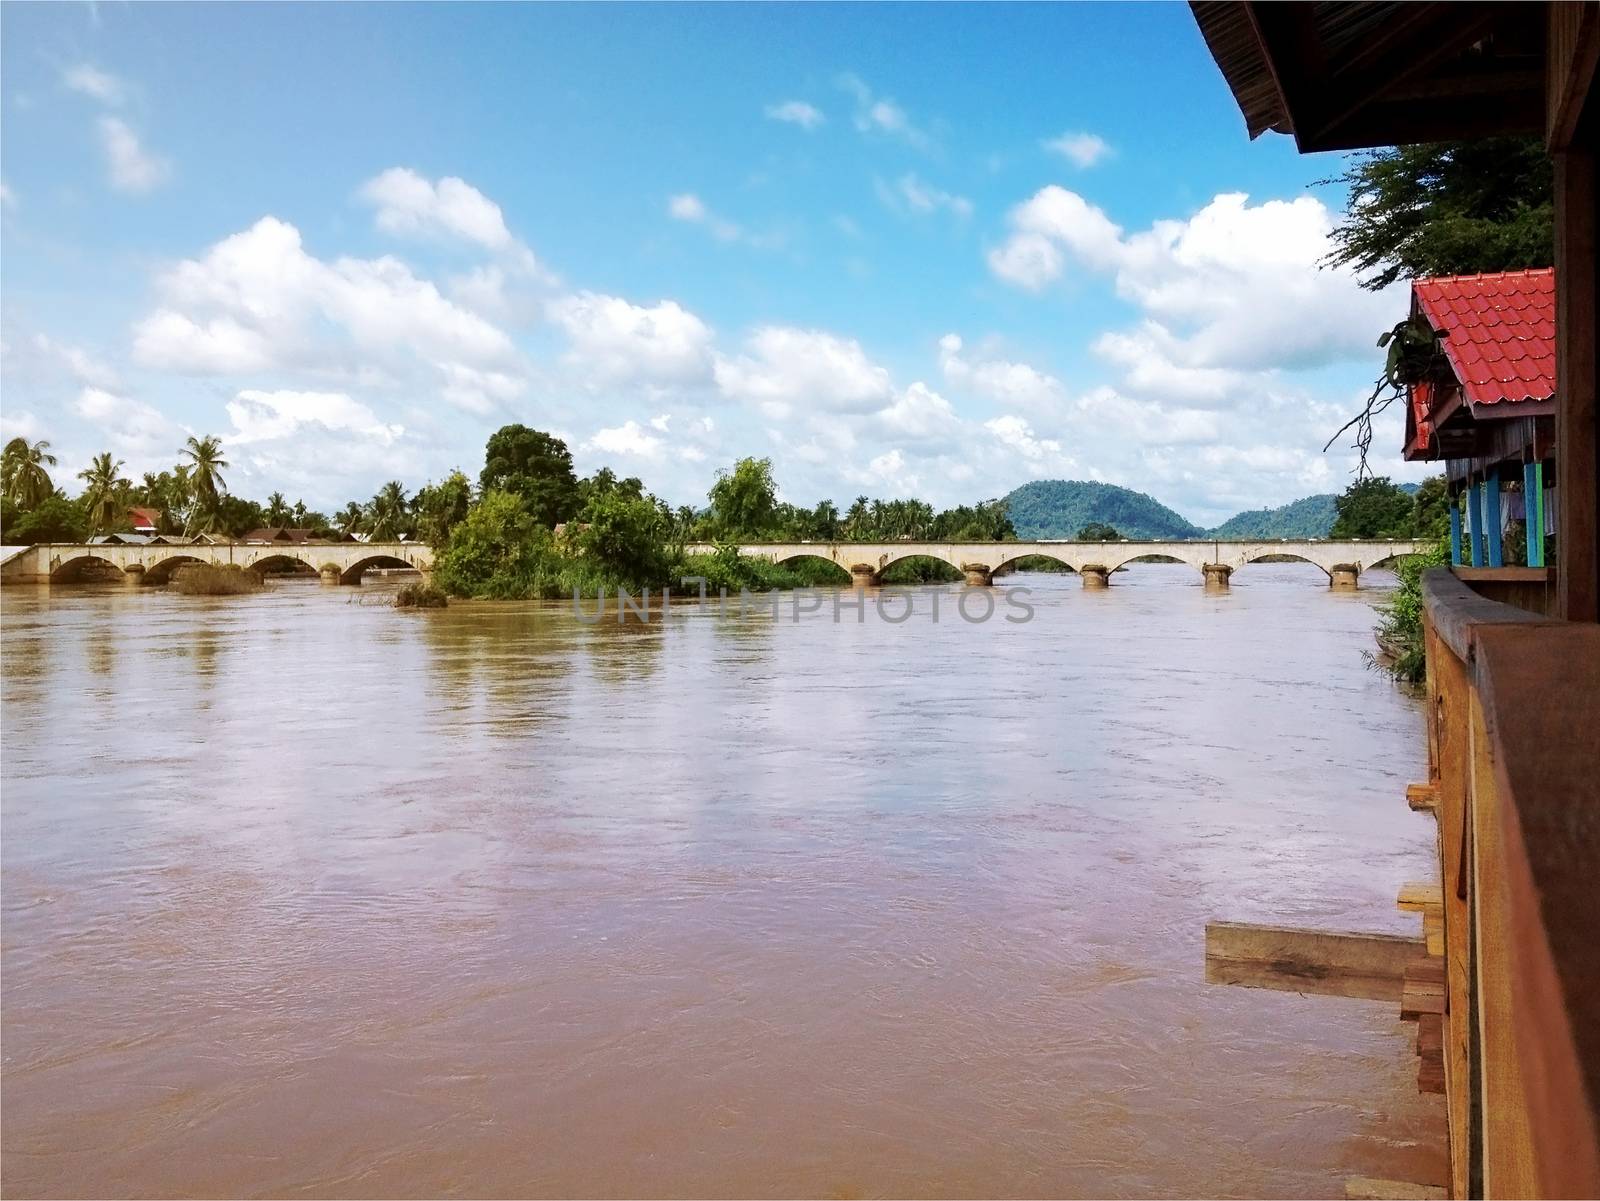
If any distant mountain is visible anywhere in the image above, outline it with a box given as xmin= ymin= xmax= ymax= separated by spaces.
xmin=1004 ymin=480 xmax=1205 ymax=540
xmin=1207 ymin=494 xmax=1337 ymax=539
xmin=1003 ymin=479 xmax=1342 ymax=541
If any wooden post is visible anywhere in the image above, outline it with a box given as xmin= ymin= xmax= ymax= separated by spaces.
xmin=1555 ymin=144 xmax=1599 ymax=621
xmin=1484 ymin=468 xmax=1504 ymax=567
xmin=1450 ymin=493 xmax=1464 ymax=567
xmin=1469 ymin=479 xmax=1486 ymax=566
xmin=1525 ymin=461 xmax=1546 ymax=568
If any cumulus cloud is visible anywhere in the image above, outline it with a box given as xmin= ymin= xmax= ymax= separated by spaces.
xmin=358 ymin=167 xmax=552 ymax=280
xmin=714 ymin=327 xmax=893 ymax=419
xmin=98 ymin=116 xmax=168 ymax=193
xmin=1042 ymin=131 xmax=1110 ymax=167
xmin=224 ymin=388 xmax=403 ymax=446
xmin=938 ymin=334 xmax=1066 ymax=414
xmin=586 ymin=419 xmax=665 ymax=460
xmin=132 ymin=216 xmax=526 ymax=411
xmin=72 ymin=386 xmax=183 ymax=470
xmin=765 ymin=100 xmax=824 ymax=130
xmin=548 ymin=291 xmax=714 ymax=386
xmin=876 ymin=381 xmax=963 ymax=445
xmin=988 ymin=186 xmax=1402 ymax=413
xmin=63 ymin=63 xmax=124 ymax=105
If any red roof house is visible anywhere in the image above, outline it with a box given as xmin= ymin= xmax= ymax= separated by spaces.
xmin=128 ymin=506 xmax=162 ymax=533
xmin=1403 ymin=268 xmax=1556 ymax=464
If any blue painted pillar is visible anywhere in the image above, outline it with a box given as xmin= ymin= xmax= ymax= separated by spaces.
xmin=1449 ymin=496 xmax=1463 ymax=566
xmin=1524 ymin=461 xmax=1546 ymax=568
xmin=1484 ymin=468 xmax=1504 ymax=567
xmin=1469 ymin=480 xmax=1485 ymax=566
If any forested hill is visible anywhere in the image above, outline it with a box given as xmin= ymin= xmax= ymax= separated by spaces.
xmin=1004 ymin=480 xmax=1204 ymax=540
xmin=1003 ymin=480 xmax=1343 ymax=540
xmin=1207 ymin=494 xmax=1337 ymax=539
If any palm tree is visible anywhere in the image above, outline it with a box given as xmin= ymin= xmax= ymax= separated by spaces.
xmin=264 ymin=492 xmax=290 ymax=525
xmin=179 ymin=435 xmax=228 ymax=534
xmin=367 ymin=481 xmax=409 ymax=541
xmin=77 ymin=452 xmax=128 ymax=533
xmin=2 ymin=438 xmax=58 ymax=509
xmin=336 ymin=501 xmax=365 ymax=536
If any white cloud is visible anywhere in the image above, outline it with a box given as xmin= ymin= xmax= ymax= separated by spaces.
xmin=63 ymin=63 xmax=124 ymax=105
xmin=358 ymin=167 xmax=552 ymax=280
xmin=875 ymin=382 xmax=962 ymax=445
xmin=132 ymin=216 xmax=526 ymax=411
xmin=984 ymin=414 xmax=1062 ymax=462
xmin=586 ymin=419 xmax=665 ymax=460
xmin=714 ymin=327 xmax=893 ymax=419
xmin=879 ymin=174 xmax=973 ymax=219
xmin=224 ymin=388 xmax=403 ymax=447
xmin=1042 ymin=131 xmax=1111 ymax=167
xmin=98 ymin=116 xmax=168 ymax=193
xmin=548 ymin=291 xmax=714 ymax=386
xmin=838 ymin=75 xmax=933 ymax=150
xmin=765 ymin=100 xmax=824 ymax=130
xmin=667 ymin=192 xmax=744 ymax=242
xmin=938 ymin=334 xmax=1066 ymax=414
xmin=28 ymin=334 xmax=120 ymax=389
xmin=73 ymin=386 xmax=182 ymax=467
xmin=1 ymin=181 xmax=16 ymax=209
xmin=986 ymin=185 xmax=1123 ymax=288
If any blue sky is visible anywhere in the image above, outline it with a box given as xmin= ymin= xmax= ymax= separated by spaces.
xmin=1 ymin=2 xmax=1424 ymax=524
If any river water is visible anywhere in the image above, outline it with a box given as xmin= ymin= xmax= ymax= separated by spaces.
xmin=1 ymin=564 xmax=1445 ymax=1198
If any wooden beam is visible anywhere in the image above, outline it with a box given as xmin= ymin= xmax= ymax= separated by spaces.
xmin=1555 ymin=143 xmax=1600 ymax=621
xmin=1398 ymin=881 xmax=1444 ymax=914
xmin=1407 ymin=781 xmax=1441 ymax=813
xmin=1204 ymin=920 xmax=1424 ymax=1001
xmin=1548 ymin=1 xmax=1600 ymax=149
xmin=1344 ymin=1175 xmax=1447 ymax=1200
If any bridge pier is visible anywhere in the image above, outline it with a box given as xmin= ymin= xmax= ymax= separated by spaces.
xmin=1202 ymin=563 xmax=1233 ymax=590
xmin=1330 ymin=564 xmax=1361 ymax=590
xmin=319 ymin=566 xmax=342 ymax=586
xmin=849 ymin=564 xmax=882 ymax=588
xmin=961 ymin=564 xmax=993 ymax=587
xmin=123 ymin=564 xmax=147 ymax=588
xmin=1080 ymin=564 xmax=1110 ymax=590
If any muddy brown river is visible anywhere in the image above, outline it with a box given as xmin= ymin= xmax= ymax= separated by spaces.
xmin=1 ymin=565 xmax=1445 ymax=1198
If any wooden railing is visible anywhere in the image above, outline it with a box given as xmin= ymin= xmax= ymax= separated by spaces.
xmin=1420 ymin=568 xmax=1600 ymax=1198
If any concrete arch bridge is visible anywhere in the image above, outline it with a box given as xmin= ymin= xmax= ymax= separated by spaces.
xmin=0 ymin=542 xmax=435 ymax=587
xmin=688 ymin=539 xmax=1426 ymax=589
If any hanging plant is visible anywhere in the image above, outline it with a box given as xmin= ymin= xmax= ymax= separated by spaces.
xmin=1378 ymin=315 xmax=1448 ymax=388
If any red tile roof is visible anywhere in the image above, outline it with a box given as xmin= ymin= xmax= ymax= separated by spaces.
xmin=1412 ymin=268 xmax=1555 ymax=409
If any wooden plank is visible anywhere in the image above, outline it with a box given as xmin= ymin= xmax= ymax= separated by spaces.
xmin=1406 ymin=782 xmax=1440 ymax=813
xmin=1204 ymin=920 xmax=1424 ymax=1002
xmin=1402 ymin=958 xmax=1447 ymax=1021
xmin=1423 ymin=911 xmax=1444 ymax=958
xmin=1397 ymin=881 xmax=1443 ymax=915
xmin=1418 ymin=1013 xmax=1444 ymax=1056
xmin=1344 ymin=1175 xmax=1447 ymax=1200
xmin=1419 ymin=1054 xmax=1446 ymax=1095
xmin=1450 ymin=566 xmax=1549 ymax=584
xmin=1555 ymin=143 xmax=1599 ymax=622
xmin=1422 ymin=568 xmax=1555 ymax=665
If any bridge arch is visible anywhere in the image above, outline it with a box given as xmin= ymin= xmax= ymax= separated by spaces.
xmin=339 ymin=553 xmax=425 ymax=585
xmin=49 ymin=553 xmax=125 ymax=583
xmin=769 ymin=551 xmax=851 ymax=582
xmin=246 ymin=552 xmax=318 ymax=577
xmin=993 ymin=551 xmax=1077 ymax=575
xmin=876 ymin=549 xmax=965 ymax=578
xmin=1237 ymin=550 xmax=1334 ymax=580
xmin=1101 ymin=548 xmax=1212 ymax=574
xmin=143 ymin=554 xmax=208 ymax=585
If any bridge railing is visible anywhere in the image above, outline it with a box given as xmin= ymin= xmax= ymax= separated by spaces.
xmin=1419 ymin=568 xmax=1600 ymax=1197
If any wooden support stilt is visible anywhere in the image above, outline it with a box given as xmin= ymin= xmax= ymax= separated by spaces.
xmin=1204 ymin=921 xmax=1425 ymax=1001
xmin=1344 ymin=1175 xmax=1447 ymax=1200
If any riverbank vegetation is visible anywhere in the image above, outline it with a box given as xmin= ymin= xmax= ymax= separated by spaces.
xmin=169 ymin=563 xmax=264 ymax=596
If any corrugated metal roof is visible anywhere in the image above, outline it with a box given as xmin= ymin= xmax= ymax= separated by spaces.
xmin=1413 ymin=268 xmax=1556 ymax=409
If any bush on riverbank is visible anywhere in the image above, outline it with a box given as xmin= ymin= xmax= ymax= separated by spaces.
xmin=395 ymin=582 xmax=448 ymax=608
xmin=1371 ymin=540 xmax=1448 ymax=683
xmin=170 ymin=563 xmax=263 ymax=595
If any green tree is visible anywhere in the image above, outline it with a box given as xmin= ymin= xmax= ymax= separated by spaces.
xmin=1323 ymin=139 xmax=1553 ymax=291
xmin=0 ymin=494 xmax=88 ymax=543
xmin=179 ymin=435 xmax=229 ymax=534
xmin=77 ymin=452 xmax=128 ymax=533
xmin=1409 ymin=476 xmax=1451 ymax=540
xmin=2 ymin=438 xmax=58 ymax=508
xmin=1331 ymin=476 xmax=1415 ymax=539
xmin=1076 ymin=521 xmax=1123 ymax=540
xmin=577 ymin=490 xmax=672 ymax=587
xmin=413 ymin=470 xmax=473 ymax=546
xmin=433 ymin=490 xmax=549 ymax=598
xmin=367 ymin=480 xmax=411 ymax=541
xmin=708 ymin=457 xmax=779 ymax=539
xmin=265 ymin=492 xmax=291 ymax=525
xmin=336 ymin=501 xmax=365 ymax=536
xmin=479 ymin=425 xmax=580 ymax=527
